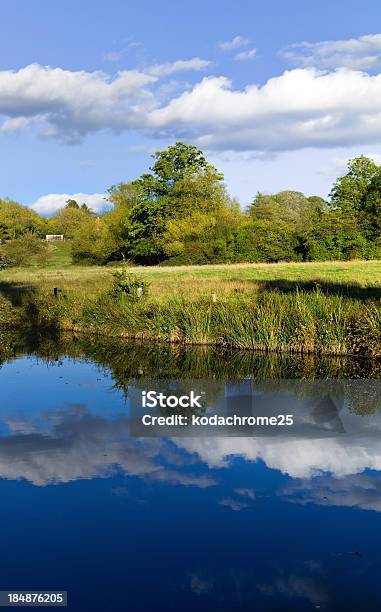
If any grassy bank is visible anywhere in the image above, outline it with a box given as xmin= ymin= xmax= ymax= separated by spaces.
xmin=0 ymin=260 xmax=380 ymax=357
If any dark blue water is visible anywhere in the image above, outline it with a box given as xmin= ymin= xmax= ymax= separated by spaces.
xmin=0 ymin=333 xmax=380 ymax=611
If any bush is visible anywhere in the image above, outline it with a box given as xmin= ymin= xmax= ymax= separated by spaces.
xmin=0 ymin=234 xmax=49 ymax=267
xmin=111 ymin=270 xmax=149 ymax=300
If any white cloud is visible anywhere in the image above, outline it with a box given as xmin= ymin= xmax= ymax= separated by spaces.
xmin=282 ymin=473 xmax=381 ymax=513
xmin=219 ymin=35 xmax=249 ymax=51
xmin=282 ymin=33 xmax=381 ymax=70
xmin=1 ymin=116 xmax=37 ymax=131
xmin=146 ymin=58 xmax=211 ymax=77
xmin=5 ymin=62 xmax=381 ymax=154
xmin=235 ymin=48 xmax=257 ymax=61
xmin=0 ymin=61 xmax=208 ymax=143
xmin=0 ymin=63 xmax=156 ymax=143
xmin=30 ymin=192 xmax=108 ymax=215
xmin=149 ymin=68 xmax=381 ymax=152
xmin=0 ymin=405 xmax=217 ymax=487
xmin=176 ymin=432 xmax=381 ymax=479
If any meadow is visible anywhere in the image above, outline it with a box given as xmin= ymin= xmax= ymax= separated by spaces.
xmin=0 ymin=244 xmax=380 ymax=358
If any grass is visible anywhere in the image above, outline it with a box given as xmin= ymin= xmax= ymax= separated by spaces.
xmin=28 ymin=240 xmax=73 ymax=269
xmin=0 ymin=259 xmax=380 ymax=358
xmin=1 ymin=259 xmax=381 ymax=297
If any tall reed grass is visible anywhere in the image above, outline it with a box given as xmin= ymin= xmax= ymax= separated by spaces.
xmin=1 ymin=284 xmax=379 ymax=358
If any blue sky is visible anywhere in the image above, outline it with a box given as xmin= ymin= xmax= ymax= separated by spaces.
xmin=2 ymin=0 xmax=381 ymax=213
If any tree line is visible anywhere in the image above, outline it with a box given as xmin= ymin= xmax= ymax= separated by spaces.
xmin=1 ymin=143 xmax=380 ymax=267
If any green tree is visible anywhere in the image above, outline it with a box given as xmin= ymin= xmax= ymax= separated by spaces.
xmin=162 ymin=205 xmax=243 ymax=264
xmin=234 ymin=218 xmax=298 ymax=263
xmin=136 ymin=141 xmax=223 ymax=198
xmin=80 ymin=203 xmax=92 ymax=214
xmin=330 ymin=156 xmax=379 ymax=216
xmin=303 ymin=210 xmax=367 ymax=260
xmin=248 ymin=190 xmax=326 ymax=261
xmin=106 ymin=142 xmax=226 ymax=264
xmin=50 ymin=206 xmax=91 ymax=239
xmin=71 ymin=216 xmax=118 ymax=264
xmin=0 ymin=198 xmax=46 ymax=240
xmin=107 ymin=182 xmax=143 ymax=212
xmin=65 ymin=199 xmax=80 ymax=209
xmin=329 ymin=156 xmax=381 ymax=245
xmin=358 ymin=172 xmax=381 ymax=240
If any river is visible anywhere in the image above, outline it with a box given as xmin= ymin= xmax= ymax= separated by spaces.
xmin=0 ymin=330 xmax=380 ymax=611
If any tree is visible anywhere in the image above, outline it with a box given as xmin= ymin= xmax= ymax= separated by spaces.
xmin=71 ymin=216 xmax=118 ymax=264
xmin=0 ymin=198 xmax=46 ymax=240
xmin=162 ymin=205 xmax=243 ymax=264
xmin=302 ymin=210 xmax=367 ymax=260
xmin=234 ymin=218 xmax=298 ymax=263
xmin=65 ymin=199 xmax=80 ymax=209
xmin=105 ymin=142 xmax=226 ymax=264
xmin=80 ymin=203 xmax=92 ymax=214
xmin=50 ymin=206 xmax=91 ymax=239
xmin=330 ymin=156 xmax=381 ymax=243
xmin=107 ymin=182 xmax=143 ymax=211
xmin=330 ymin=156 xmax=379 ymax=216
xmin=248 ymin=190 xmax=326 ymax=261
xmin=138 ymin=141 xmax=223 ymax=197
xmin=358 ymin=172 xmax=381 ymax=240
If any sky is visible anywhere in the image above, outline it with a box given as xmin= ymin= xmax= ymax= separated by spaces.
xmin=2 ymin=0 xmax=381 ymax=214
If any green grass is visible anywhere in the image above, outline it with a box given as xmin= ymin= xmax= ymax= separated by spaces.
xmin=29 ymin=241 xmax=73 ymax=269
xmin=1 ymin=259 xmax=380 ymax=297
xmin=0 ymin=259 xmax=380 ymax=357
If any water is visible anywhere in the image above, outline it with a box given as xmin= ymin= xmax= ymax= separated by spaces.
xmin=0 ymin=330 xmax=380 ymax=611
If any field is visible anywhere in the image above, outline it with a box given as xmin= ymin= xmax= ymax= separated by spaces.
xmin=0 ymin=254 xmax=380 ymax=357
xmin=1 ymin=255 xmax=381 ymax=298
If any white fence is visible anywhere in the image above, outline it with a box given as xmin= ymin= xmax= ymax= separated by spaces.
xmin=45 ymin=234 xmax=64 ymax=241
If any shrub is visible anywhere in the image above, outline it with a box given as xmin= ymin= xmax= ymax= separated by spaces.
xmin=0 ymin=234 xmax=49 ymax=267
xmin=111 ymin=270 xmax=149 ymax=300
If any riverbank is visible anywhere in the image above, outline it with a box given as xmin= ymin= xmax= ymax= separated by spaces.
xmin=0 ymin=260 xmax=380 ymax=358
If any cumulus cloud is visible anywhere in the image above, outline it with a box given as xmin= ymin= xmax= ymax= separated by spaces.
xmin=219 ymin=35 xmax=249 ymax=51
xmin=5 ymin=61 xmax=381 ymax=153
xmin=0 ymin=63 xmax=156 ymax=143
xmin=0 ymin=405 xmax=217 ymax=487
xmin=282 ymin=33 xmax=381 ymax=70
xmin=149 ymin=68 xmax=381 ymax=152
xmin=176 ymin=433 xmax=381 ymax=479
xmin=30 ymin=192 xmax=108 ymax=215
xmin=0 ymin=61 xmax=210 ymax=144
xmin=235 ymin=48 xmax=257 ymax=61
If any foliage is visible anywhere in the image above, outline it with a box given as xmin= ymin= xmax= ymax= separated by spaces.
xmin=0 ymin=198 xmax=46 ymax=240
xmin=50 ymin=205 xmax=92 ymax=239
xmin=1 ymin=265 xmax=380 ymax=357
xmin=330 ymin=156 xmax=381 ymax=242
xmin=0 ymin=233 xmax=50 ymax=267
xmin=71 ymin=216 xmax=119 ymax=264
xmin=1 ymin=147 xmax=381 ymax=268
xmin=106 ymin=142 xmax=226 ymax=264
xmin=134 ymin=141 xmax=223 ymax=198
xmin=111 ymin=270 xmax=149 ymax=300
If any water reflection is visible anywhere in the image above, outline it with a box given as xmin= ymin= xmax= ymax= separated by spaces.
xmin=0 ymin=329 xmax=381 ymax=611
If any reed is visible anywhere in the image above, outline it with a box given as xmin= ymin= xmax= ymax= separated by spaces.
xmin=0 ymin=260 xmax=380 ymax=357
